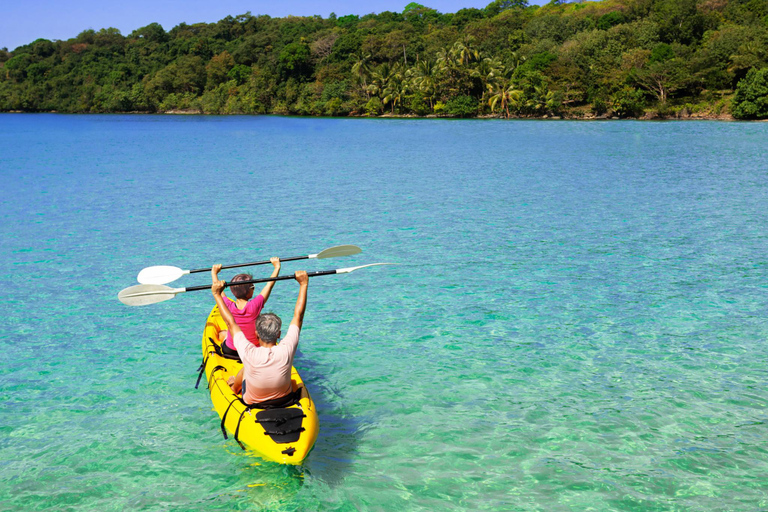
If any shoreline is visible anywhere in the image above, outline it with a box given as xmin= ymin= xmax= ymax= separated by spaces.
xmin=0 ymin=109 xmax=747 ymax=121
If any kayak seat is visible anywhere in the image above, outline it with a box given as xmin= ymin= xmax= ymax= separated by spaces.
xmin=219 ymin=341 xmax=242 ymax=361
xmin=247 ymin=387 xmax=303 ymax=410
xmin=209 ymin=336 xmax=242 ymax=362
xmin=231 ymin=387 xmax=306 ymax=449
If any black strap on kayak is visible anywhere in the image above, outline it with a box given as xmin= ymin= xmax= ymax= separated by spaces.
xmin=264 ymin=427 xmax=306 ymax=437
xmin=195 ymin=352 xmax=211 ymax=389
xmin=220 ymin=342 xmax=242 ymax=362
xmin=197 ymin=334 xmax=245 ymax=389
xmin=233 ymin=407 xmax=250 ymax=450
xmin=210 ymin=337 xmax=223 ymax=357
xmin=248 ymin=387 xmax=303 ymax=410
xmin=206 ymin=365 xmax=227 ymax=391
xmin=255 ymin=413 xmax=307 ymax=427
xmin=219 ymin=395 xmax=246 ymax=440
xmin=195 ymin=337 xmax=222 ymax=389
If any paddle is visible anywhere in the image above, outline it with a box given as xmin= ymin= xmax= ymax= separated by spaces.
xmin=136 ymin=244 xmax=362 ymax=285
xmin=119 ymin=263 xmax=393 ymax=307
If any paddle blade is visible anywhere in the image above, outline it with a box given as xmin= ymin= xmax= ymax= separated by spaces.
xmin=118 ymin=284 xmax=184 ymax=306
xmin=313 ymin=245 xmax=362 ymax=260
xmin=137 ymin=265 xmax=188 ymax=285
xmin=336 ymin=262 xmax=395 ymax=274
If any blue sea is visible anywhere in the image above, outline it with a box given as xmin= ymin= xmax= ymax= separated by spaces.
xmin=1 ymin=114 xmax=767 ymax=511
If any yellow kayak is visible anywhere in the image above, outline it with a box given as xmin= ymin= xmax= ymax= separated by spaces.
xmin=197 ymin=305 xmax=319 ymax=464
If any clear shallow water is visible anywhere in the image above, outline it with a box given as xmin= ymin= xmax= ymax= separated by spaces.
xmin=1 ymin=114 xmax=767 ymax=511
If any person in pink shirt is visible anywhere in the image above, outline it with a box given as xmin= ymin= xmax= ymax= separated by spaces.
xmin=212 ymin=257 xmax=281 ymax=357
xmin=211 ymin=268 xmax=308 ymax=405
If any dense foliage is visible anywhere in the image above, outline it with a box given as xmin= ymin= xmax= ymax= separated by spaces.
xmin=732 ymin=67 xmax=768 ymax=117
xmin=2 ymin=0 xmax=768 ymax=118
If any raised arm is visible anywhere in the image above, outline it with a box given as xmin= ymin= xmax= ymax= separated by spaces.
xmin=211 ymin=263 xmax=232 ymax=302
xmin=258 ymin=257 xmax=281 ymax=303
xmin=211 ymin=264 xmax=242 ymax=337
xmin=291 ymin=270 xmax=309 ymax=330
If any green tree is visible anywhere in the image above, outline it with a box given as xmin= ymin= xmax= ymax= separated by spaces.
xmin=634 ymin=58 xmax=687 ymax=104
xmin=445 ymin=94 xmax=478 ymax=117
xmin=381 ymin=64 xmax=408 ymax=113
xmin=206 ymin=51 xmax=235 ymax=88
xmin=368 ymin=62 xmax=396 ymax=99
xmin=351 ymin=53 xmax=373 ymax=98
xmin=487 ymin=79 xmax=523 ymax=117
xmin=407 ymin=59 xmax=439 ymax=108
xmin=278 ymin=42 xmax=311 ymax=77
xmin=228 ymin=64 xmax=252 ymax=85
xmin=403 ymin=3 xmax=438 ymax=23
xmin=597 ymin=12 xmax=626 ymax=31
xmin=611 ymin=86 xmax=645 ymax=117
xmin=484 ymin=0 xmax=528 ymax=17
xmin=1 ymin=0 xmax=766 ymax=118
xmin=732 ymin=67 xmax=768 ymax=119
xmin=130 ymin=23 xmax=168 ymax=43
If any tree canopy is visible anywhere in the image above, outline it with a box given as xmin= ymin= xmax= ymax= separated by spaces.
xmin=1 ymin=0 xmax=767 ymax=118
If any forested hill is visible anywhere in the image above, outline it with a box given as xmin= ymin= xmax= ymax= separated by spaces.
xmin=2 ymin=0 xmax=768 ymax=119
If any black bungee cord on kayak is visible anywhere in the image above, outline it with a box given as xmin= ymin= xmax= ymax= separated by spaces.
xmin=219 ymin=393 xmax=245 ymax=440
xmin=196 ymin=338 xmax=241 ymax=389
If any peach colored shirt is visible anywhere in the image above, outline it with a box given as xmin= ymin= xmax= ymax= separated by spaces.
xmin=233 ymin=325 xmax=300 ymax=404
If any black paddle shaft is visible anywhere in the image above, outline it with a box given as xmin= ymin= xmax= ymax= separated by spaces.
xmin=185 ymin=269 xmax=339 ymax=292
xmin=189 ymin=254 xmax=310 ymax=274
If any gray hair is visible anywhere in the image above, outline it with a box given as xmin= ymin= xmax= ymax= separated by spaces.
xmin=256 ymin=312 xmax=282 ymax=343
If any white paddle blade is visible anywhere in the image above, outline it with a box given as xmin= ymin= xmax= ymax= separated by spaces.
xmin=137 ymin=265 xmax=188 ymax=285
xmin=336 ymin=262 xmax=395 ymax=274
xmin=118 ymin=284 xmax=185 ymax=306
xmin=312 ymin=245 xmax=362 ymax=259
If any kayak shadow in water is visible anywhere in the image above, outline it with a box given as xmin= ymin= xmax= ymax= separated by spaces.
xmin=208 ymin=347 xmax=362 ymax=503
xmin=292 ymin=347 xmax=362 ymax=487
xmin=226 ymin=457 xmax=306 ymax=508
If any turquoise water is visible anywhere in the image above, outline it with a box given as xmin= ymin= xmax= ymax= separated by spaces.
xmin=1 ymin=114 xmax=767 ymax=511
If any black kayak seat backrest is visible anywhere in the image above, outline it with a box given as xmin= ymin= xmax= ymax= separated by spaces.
xmin=255 ymin=408 xmax=306 ymax=444
xmin=208 ymin=337 xmax=242 ymax=362
xmin=231 ymin=387 xmax=306 ymax=449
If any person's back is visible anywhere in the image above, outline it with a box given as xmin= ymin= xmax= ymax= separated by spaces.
xmin=213 ymin=258 xmax=280 ymax=353
xmin=221 ymin=287 xmax=263 ymax=346
xmin=211 ymin=268 xmax=309 ymax=405
xmin=233 ymin=315 xmax=300 ymax=403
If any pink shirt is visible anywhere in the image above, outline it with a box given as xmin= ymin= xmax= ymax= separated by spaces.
xmin=222 ymin=294 xmax=265 ymax=349
xmin=233 ymin=324 xmax=301 ymax=404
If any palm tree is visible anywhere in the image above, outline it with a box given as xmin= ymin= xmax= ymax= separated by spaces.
xmin=407 ymin=59 xmax=438 ymax=109
xmin=455 ymin=39 xmax=480 ymax=67
xmin=437 ymin=40 xmax=483 ymax=98
xmin=525 ymin=84 xmax=560 ymax=116
xmin=436 ymin=46 xmax=458 ymax=72
xmin=382 ymin=64 xmax=407 ymax=113
xmin=488 ymin=79 xmax=523 ymax=118
xmin=474 ymin=57 xmax=506 ymax=101
xmin=509 ymin=51 xmax=526 ymax=72
xmin=351 ymin=53 xmax=372 ymax=99
xmin=368 ymin=62 xmax=394 ymax=99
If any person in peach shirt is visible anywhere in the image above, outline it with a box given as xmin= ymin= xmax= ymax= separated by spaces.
xmin=211 ymin=265 xmax=308 ymax=405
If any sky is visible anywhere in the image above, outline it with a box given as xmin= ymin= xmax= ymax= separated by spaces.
xmin=0 ymin=0 xmax=544 ymax=51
